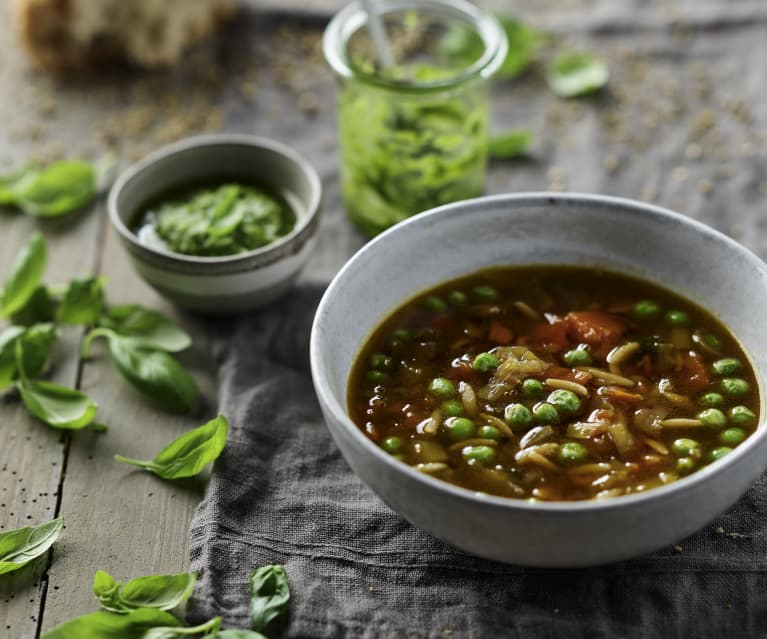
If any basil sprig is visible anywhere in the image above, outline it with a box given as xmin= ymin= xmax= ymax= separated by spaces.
xmin=115 ymin=415 xmax=228 ymax=479
xmin=0 ymin=517 xmax=63 ymax=576
xmin=0 ymin=232 xmax=46 ymax=318
xmin=94 ymin=570 xmax=197 ymax=613
xmin=250 ymin=565 xmax=291 ymax=632
xmin=0 ymin=160 xmax=96 ymax=217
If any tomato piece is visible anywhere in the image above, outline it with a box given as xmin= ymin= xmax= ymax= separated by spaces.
xmin=565 ymin=311 xmax=626 ymax=348
xmin=488 ymin=320 xmax=514 ymax=345
xmin=674 ymin=352 xmax=710 ymax=393
xmin=527 ymin=320 xmax=569 ymax=350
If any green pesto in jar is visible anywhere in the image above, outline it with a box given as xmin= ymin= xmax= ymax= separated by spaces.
xmin=133 ymin=180 xmax=296 ymax=257
xmin=338 ymin=64 xmax=488 ymax=237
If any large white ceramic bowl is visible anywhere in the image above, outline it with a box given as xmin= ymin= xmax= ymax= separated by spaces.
xmin=310 ymin=193 xmax=767 ymax=567
xmin=109 ymin=134 xmax=322 ymax=314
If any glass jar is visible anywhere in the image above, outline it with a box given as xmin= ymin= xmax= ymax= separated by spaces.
xmin=323 ymin=0 xmax=508 ymax=236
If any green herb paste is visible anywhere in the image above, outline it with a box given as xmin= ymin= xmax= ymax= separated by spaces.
xmin=135 ymin=182 xmax=295 ymax=257
xmin=338 ymin=65 xmax=489 ymax=237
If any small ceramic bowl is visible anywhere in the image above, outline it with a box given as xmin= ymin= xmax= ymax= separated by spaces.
xmin=108 ymin=134 xmax=322 ymax=314
xmin=310 ymin=192 xmax=767 ymax=567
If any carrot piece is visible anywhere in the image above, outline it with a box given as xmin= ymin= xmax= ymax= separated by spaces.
xmin=602 ymin=387 xmax=643 ymax=404
xmin=488 ymin=320 xmax=514 ymax=345
xmin=565 ymin=311 xmax=626 ymax=348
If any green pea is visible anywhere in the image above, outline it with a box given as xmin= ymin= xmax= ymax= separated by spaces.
xmin=721 ymin=378 xmax=750 ymax=397
xmin=441 ymin=399 xmax=464 ymax=417
xmin=562 ymin=348 xmax=592 ymax=366
xmin=370 ymin=353 xmax=392 ymax=370
xmin=533 ymin=402 xmax=559 ymax=424
xmin=547 ymin=389 xmax=581 ymax=416
xmin=676 ymin=457 xmax=696 ymax=475
xmin=462 ymin=445 xmax=496 ymax=464
xmin=712 ymin=358 xmax=742 ymax=376
xmin=391 ymin=329 xmax=412 ymax=343
xmin=366 ymin=370 xmax=388 ymax=383
xmin=472 ymin=285 xmax=499 ymax=302
xmin=429 ymin=377 xmax=455 ymax=398
xmin=698 ymin=392 xmax=724 ymax=408
xmin=558 ymin=442 xmax=588 ymax=465
xmin=448 ymin=291 xmax=468 ymax=306
xmin=423 ymin=295 xmax=447 ymax=312
xmin=382 ymin=436 xmax=403 ymax=454
xmin=729 ymin=405 xmax=756 ymax=426
xmin=709 ymin=446 xmax=732 ymax=462
xmin=634 ymin=300 xmax=661 ymax=318
xmin=521 ymin=378 xmax=544 ymax=398
xmin=703 ymin=333 xmax=723 ymax=350
xmin=392 ymin=453 xmax=405 ymax=462
xmin=473 ymin=352 xmax=500 ymax=372
xmin=719 ymin=428 xmax=747 ymax=446
xmin=504 ymin=403 xmax=534 ymax=429
xmin=697 ymin=408 xmax=726 ymax=429
xmin=665 ymin=310 xmax=690 ymax=326
xmin=477 ymin=425 xmax=502 ymax=440
xmin=445 ymin=417 xmax=475 ymax=441
xmin=671 ymin=438 xmax=700 ymax=457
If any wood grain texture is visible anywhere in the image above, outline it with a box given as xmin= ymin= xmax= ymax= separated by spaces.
xmin=40 ymin=223 xmax=218 ymax=631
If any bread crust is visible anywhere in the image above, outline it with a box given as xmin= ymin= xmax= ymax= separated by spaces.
xmin=9 ymin=0 xmax=236 ymax=71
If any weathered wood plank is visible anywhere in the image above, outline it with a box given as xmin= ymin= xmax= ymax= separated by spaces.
xmin=40 ymin=223 xmax=217 ymax=631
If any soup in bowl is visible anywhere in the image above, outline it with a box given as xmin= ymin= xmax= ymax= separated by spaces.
xmin=310 ymin=193 xmax=767 ymax=566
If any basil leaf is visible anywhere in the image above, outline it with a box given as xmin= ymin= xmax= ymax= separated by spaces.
xmin=0 ymin=517 xmax=63 ymax=576
xmin=215 ymin=632 xmax=269 ymax=639
xmin=105 ymin=333 xmax=198 ymax=413
xmin=57 ymin=276 xmax=106 ymax=325
xmin=18 ymin=378 xmax=98 ymax=429
xmin=547 ymin=51 xmax=609 ymax=98
xmin=249 ymin=565 xmax=290 ymax=632
xmin=42 ymin=608 xmax=181 ymax=639
xmin=488 ymin=130 xmax=533 ymax=159
xmin=93 ymin=570 xmax=127 ymax=613
xmin=100 ymin=305 xmax=191 ymax=352
xmin=108 ymin=571 xmax=197 ymax=612
xmin=0 ymin=326 xmax=26 ymax=390
xmin=440 ymin=16 xmax=545 ymax=79
xmin=11 ymin=285 xmax=57 ymax=325
xmin=19 ymin=322 xmax=58 ymax=379
xmin=12 ymin=160 xmax=96 ymax=217
xmin=0 ymin=324 xmax=57 ymax=391
xmin=0 ymin=163 xmax=35 ymax=205
xmin=1 ymin=232 xmax=47 ymax=318
xmin=143 ymin=618 xmax=221 ymax=639
xmin=115 ymin=414 xmax=228 ymax=479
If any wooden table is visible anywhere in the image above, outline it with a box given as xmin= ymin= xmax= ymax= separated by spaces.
xmin=3 ymin=0 xmax=767 ymax=635
xmin=0 ymin=7 xmax=351 ymax=635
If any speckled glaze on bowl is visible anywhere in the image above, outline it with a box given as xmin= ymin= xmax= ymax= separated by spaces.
xmin=108 ymin=134 xmax=321 ymax=314
xmin=310 ymin=193 xmax=767 ymax=567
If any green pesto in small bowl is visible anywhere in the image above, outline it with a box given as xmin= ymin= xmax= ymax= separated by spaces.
xmin=132 ymin=179 xmax=296 ymax=257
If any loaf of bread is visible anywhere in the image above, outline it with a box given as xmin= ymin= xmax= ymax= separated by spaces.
xmin=9 ymin=0 xmax=236 ymax=71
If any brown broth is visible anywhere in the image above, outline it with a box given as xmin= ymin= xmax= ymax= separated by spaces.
xmin=348 ymin=266 xmax=760 ymax=501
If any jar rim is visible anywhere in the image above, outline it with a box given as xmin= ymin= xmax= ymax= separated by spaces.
xmin=323 ymin=0 xmax=508 ymax=93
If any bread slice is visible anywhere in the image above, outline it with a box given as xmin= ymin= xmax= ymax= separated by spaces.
xmin=9 ymin=0 xmax=236 ymax=71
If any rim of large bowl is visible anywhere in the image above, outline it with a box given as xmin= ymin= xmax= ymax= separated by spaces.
xmin=108 ymin=133 xmax=322 ymax=269
xmin=310 ymin=191 xmax=767 ymax=513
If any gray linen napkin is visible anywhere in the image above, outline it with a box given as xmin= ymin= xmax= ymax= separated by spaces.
xmin=189 ymin=286 xmax=767 ymax=638
xmin=190 ymin=2 xmax=767 ymax=637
